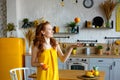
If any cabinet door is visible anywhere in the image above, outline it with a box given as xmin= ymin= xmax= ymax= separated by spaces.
xmin=89 ymin=58 xmax=113 ymax=80
xmin=58 ymin=58 xmax=66 ymax=69
xmin=113 ymin=59 xmax=120 ymax=80
xmin=25 ymin=55 xmax=36 ymax=69
xmin=25 ymin=55 xmax=32 ymax=67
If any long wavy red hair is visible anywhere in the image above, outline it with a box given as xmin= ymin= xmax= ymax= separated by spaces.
xmin=33 ymin=21 xmax=57 ymax=53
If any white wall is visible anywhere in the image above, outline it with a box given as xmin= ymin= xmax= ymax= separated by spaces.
xmin=7 ymin=0 xmax=120 ymax=43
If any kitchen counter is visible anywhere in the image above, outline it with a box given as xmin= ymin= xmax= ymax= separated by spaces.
xmin=29 ymin=70 xmax=105 ymax=80
xmin=70 ymin=53 xmax=120 ymax=58
xmin=26 ymin=53 xmax=120 ymax=58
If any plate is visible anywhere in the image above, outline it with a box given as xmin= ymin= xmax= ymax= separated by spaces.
xmin=92 ymin=16 xmax=104 ymax=27
xmin=77 ymin=75 xmax=98 ymax=80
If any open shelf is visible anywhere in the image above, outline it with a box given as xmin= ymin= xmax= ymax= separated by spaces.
xmin=54 ymin=32 xmax=79 ymax=34
xmin=85 ymin=19 xmax=113 ymax=29
xmin=85 ymin=27 xmax=113 ymax=29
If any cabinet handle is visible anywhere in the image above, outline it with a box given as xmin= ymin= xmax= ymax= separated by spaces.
xmin=98 ymin=60 xmax=103 ymax=62
xmin=110 ymin=65 xmax=112 ymax=70
xmin=113 ymin=62 xmax=116 ymax=66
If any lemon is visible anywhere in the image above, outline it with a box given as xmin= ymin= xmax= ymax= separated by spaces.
xmin=94 ymin=70 xmax=99 ymax=76
xmin=72 ymin=49 xmax=77 ymax=55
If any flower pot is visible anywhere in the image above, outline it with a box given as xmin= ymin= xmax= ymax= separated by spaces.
xmin=106 ymin=20 xmax=111 ymax=28
xmin=98 ymin=49 xmax=103 ymax=55
xmin=7 ymin=31 xmax=17 ymax=37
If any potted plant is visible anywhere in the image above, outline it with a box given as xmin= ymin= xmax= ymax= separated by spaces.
xmin=6 ymin=23 xmax=16 ymax=31
xmin=97 ymin=45 xmax=103 ymax=55
xmin=100 ymin=0 xmax=117 ymax=28
xmin=6 ymin=23 xmax=16 ymax=37
xmin=66 ymin=17 xmax=80 ymax=33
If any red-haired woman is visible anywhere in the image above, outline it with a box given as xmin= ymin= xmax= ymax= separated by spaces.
xmin=31 ymin=21 xmax=83 ymax=80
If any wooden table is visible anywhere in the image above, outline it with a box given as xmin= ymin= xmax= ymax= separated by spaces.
xmin=29 ymin=70 xmax=105 ymax=80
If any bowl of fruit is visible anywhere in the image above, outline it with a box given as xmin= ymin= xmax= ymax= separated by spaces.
xmin=77 ymin=66 xmax=100 ymax=79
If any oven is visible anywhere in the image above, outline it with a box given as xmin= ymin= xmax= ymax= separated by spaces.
xmin=66 ymin=58 xmax=89 ymax=70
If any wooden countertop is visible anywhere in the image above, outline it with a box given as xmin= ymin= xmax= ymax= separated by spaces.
xmin=25 ymin=53 xmax=120 ymax=58
xmin=29 ymin=70 xmax=105 ymax=80
xmin=70 ymin=54 xmax=120 ymax=58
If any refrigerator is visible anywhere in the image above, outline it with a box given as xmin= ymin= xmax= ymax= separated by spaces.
xmin=0 ymin=38 xmax=26 ymax=80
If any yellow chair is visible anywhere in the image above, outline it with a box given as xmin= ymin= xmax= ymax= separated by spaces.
xmin=10 ymin=67 xmax=36 ymax=80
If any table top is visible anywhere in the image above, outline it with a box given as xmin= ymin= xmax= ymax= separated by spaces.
xmin=29 ymin=70 xmax=105 ymax=80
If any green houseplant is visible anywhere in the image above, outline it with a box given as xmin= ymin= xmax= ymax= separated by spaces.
xmin=66 ymin=22 xmax=78 ymax=33
xmin=6 ymin=23 xmax=16 ymax=31
xmin=97 ymin=45 xmax=103 ymax=49
xmin=97 ymin=45 xmax=103 ymax=55
xmin=6 ymin=23 xmax=16 ymax=37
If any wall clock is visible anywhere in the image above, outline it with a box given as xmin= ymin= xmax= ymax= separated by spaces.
xmin=83 ymin=0 xmax=94 ymax=8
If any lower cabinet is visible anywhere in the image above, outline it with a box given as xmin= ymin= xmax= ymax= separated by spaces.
xmin=25 ymin=55 xmax=32 ymax=67
xmin=89 ymin=58 xmax=114 ymax=80
xmin=25 ymin=55 xmax=36 ymax=70
xmin=58 ymin=58 xmax=67 ymax=69
xmin=113 ymin=59 xmax=120 ymax=80
xmin=25 ymin=55 xmax=120 ymax=80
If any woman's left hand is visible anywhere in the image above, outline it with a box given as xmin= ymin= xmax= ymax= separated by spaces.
xmin=70 ymin=43 xmax=84 ymax=48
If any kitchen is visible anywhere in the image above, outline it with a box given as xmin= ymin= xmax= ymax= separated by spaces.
xmin=0 ymin=0 xmax=120 ymax=80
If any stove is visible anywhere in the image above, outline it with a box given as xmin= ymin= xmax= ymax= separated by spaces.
xmin=66 ymin=58 xmax=89 ymax=70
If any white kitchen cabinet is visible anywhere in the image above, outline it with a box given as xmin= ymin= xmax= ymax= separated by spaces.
xmin=25 ymin=55 xmax=35 ymax=68
xmin=89 ymin=58 xmax=114 ymax=80
xmin=58 ymin=58 xmax=67 ymax=69
xmin=113 ymin=59 xmax=120 ymax=80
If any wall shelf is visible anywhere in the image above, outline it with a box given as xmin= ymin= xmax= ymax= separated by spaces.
xmin=85 ymin=27 xmax=113 ymax=29
xmin=85 ymin=18 xmax=114 ymax=29
xmin=54 ymin=32 xmax=79 ymax=34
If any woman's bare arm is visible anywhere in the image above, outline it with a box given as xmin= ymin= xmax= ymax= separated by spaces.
xmin=31 ymin=46 xmax=43 ymax=67
xmin=57 ymin=43 xmax=83 ymax=63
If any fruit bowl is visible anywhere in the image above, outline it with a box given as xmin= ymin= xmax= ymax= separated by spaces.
xmin=77 ymin=75 xmax=99 ymax=80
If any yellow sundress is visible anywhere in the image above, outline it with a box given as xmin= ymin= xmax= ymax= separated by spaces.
xmin=37 ymin=48 xmax=59 ymax=80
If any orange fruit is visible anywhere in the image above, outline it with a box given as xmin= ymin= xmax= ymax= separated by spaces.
xmin=74 ymin=17 xmax=80 ymax=23
xmin=90 ymin=70 xmax=95 ymax=74
xmin=42 ymin=64 xmax=49 ymax=70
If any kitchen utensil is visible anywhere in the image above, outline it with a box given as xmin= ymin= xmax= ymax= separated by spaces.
xmin=106 ymin=40 xmax=110 ymax=51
